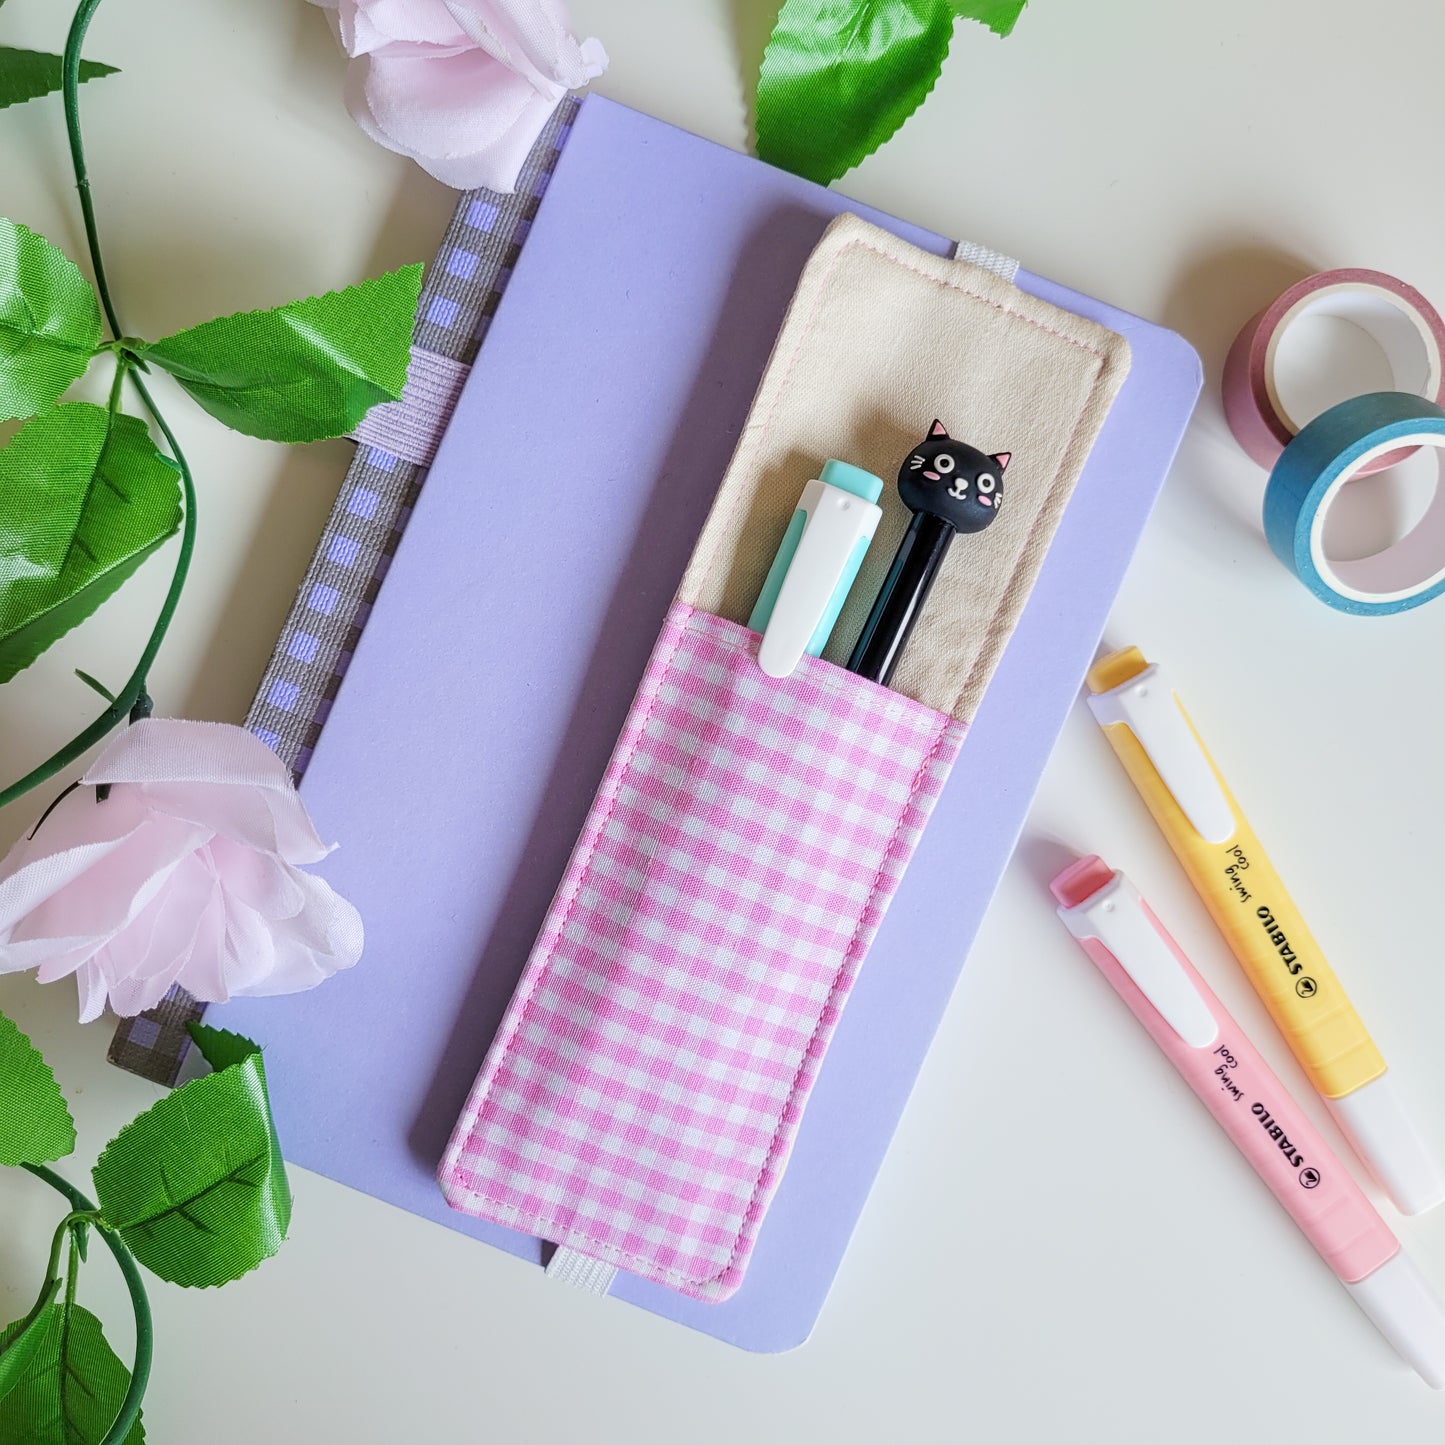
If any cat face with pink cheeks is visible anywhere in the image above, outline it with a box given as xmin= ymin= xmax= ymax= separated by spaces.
xmin=899 ymin=420 xmax=1011 ymax=535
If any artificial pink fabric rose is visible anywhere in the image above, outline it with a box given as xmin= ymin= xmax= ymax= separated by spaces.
xmin=310 ymin=0 xmax=607 ymax=192
xmin=0 ymin=720 xmax=363 ymax=1023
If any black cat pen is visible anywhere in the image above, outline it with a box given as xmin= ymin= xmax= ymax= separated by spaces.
xmin=847 ymin=421 xmax=1011 ymax=686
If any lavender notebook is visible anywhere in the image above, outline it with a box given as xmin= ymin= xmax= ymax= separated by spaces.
xmin=212 ymin=95 xmax=1201 ymax=1350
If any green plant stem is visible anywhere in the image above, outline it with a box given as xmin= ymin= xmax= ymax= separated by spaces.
xmin=0 ymin=0 xmax=199 ymax=811
xmin=22 ymin=1163 xmax=151 ymax=1445
xmin=44 ymin=1213 xmax=76 ymax=1291
xmin=106 ymin=353 xmax=127 ymax=414
xmin=4 ymin=1212 xmax=78 ymax=1346
xmin=64 ymin=1227 xmax=81 ymax=1314
xmin=37 ymin=1209 xmax=96 ymax=1292
xmin=62 ymin=0 xmax=122 ymax=342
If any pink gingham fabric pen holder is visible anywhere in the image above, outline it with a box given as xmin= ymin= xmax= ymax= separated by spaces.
xmin=439 ymin=215 xmax=1131 ymax=1300
xmin=441 ymin=606 xmax=960 ymax=1297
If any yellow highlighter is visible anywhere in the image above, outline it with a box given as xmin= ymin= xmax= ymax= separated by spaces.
xmin=1087 ymin=646 xmax=1445 ymax=1215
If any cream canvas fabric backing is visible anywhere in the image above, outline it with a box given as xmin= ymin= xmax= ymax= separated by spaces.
xmin=679 ymin=214 xmax=1132 ymax=721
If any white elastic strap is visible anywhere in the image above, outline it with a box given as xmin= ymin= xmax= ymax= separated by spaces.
xmin=953 ymin=238 xmax=1020 ymax=285
xmin=349 ymin=346 xmax=471 ymax=467
xmin=545 ymin=1245 xmax=618 ymax=1294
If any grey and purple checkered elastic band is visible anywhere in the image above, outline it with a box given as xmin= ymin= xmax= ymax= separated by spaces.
xmin=107 ymin=98 xmax=582 ymax=1085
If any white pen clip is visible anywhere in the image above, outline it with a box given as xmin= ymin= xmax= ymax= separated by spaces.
xmin=757 ymin=471 xmax=882 ymax=679
xmin=1058 ymin=869 xmax=1219 ymax=1048
xmin=1087 ymin=662 xmax=1235 ymax=845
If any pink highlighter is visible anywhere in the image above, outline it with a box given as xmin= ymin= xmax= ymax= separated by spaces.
xmin=1052 ymin=855 xmax=1445 ymax=1387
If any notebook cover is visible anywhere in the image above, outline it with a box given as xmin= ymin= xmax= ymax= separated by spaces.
xmin=213 ymin=95 xmax=1202 ymax=1350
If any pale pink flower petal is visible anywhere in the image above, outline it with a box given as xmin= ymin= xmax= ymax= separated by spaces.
xmin=137 ymin=781 xmax=330 ymax=865
xmin=84 ymin=718 xmax=331 ymax=863
xmin=222 ymin=893 xmax=280 ymax=996
xmin=0 ymin=830 xmax=146 ymax=942
xmin=163 ymin=879 xmax=230 ymax=1007
xmin=0 ymin=719 xmax=362 ymax=1022
xmin=443 ymin=0 xmax=604 ymax=91
xmin=211 ymin=836 xmax=308 ymax=921
xmin=11 ymin=937 xmax=100 ymax=985
xmin=85 ymin=713 xmax=293 ymax=789
xmin=12 ymin=815 xmax=209 ymax=948
xmin=311 ymin=0 xmax=606 ymax=192
xmin=371 ymin=0 xmax=473 ymax=49
xmin=312 ymin=0 xmax=474 ymax=55
xmin=75 ymin=961 xmax=109 ymax=1026
xmin=354 ymin=49 xmax=545 ymax=189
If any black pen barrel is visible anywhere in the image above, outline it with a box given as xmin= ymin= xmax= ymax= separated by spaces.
xmin=847 ymin=512 xmax=955 ymax=687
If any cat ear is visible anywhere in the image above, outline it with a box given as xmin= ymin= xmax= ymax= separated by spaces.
xmin=992 ymin=452 xmax=1011 ymax=471
xmin=928 ymin=419 xmax=949 ymax=438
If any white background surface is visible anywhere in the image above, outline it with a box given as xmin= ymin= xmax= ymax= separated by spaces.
xmin=3 ymin=1 xmax=1445 ymax=1440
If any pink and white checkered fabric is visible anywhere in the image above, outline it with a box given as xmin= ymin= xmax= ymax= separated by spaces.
xmin=439 ymin=604 xmax=965 ymax=1299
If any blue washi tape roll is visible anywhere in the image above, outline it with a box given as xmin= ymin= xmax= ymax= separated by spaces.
xmin=1264 ymin=391 xmax=1445 ymax=615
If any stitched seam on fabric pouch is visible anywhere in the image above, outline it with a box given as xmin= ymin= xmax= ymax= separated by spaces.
xmin=450 ymin=604 xmax=951 ymax=1289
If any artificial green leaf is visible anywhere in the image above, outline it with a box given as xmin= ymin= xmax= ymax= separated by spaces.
xmin=0 ymin=1277 xmax=61 ymax=1404
xmin=91 ymin=1028 xmax=291 ymax=1288
xmin=0 ymin=49 xmax=117 ymax=112
xmin=0 ymin=403 xmax=181 ymax=684
xmin=139 ymin=263 xmax=423 ymax=443
xmin=0 ymin=220 xmax=103 ymax=421
xmin=184 ymin=1021 xmax=260 ymax=1075
xmin=0 ymin=1304 xmax=144 ymax=1444
xmin=757 ymin=0 xmax=957 ymax=185
xmin=0 ymin=1009 xmax=75 ymax=1166
xmin=950 ymin=0 xmax=1027 ymax=37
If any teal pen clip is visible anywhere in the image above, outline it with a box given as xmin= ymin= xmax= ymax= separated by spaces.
xmin=749 ymin=459 xmax=885 ymax=678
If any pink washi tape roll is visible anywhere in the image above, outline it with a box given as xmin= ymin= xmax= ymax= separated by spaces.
xmin=1224 ymin=269 xmax=1445 ymax=476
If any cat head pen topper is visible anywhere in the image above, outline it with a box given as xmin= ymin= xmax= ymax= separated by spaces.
xmin=847 ymin=421 xmax=1013 ymax=687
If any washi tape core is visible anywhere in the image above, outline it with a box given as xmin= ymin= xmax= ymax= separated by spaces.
xmin=1309 ymin=435 xmax=1445 ymax=604
xmin=1320 ymin=446 xmax=1439 ymax=562
xmin=1268 ymin=286 xmax=1436 ymax=432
